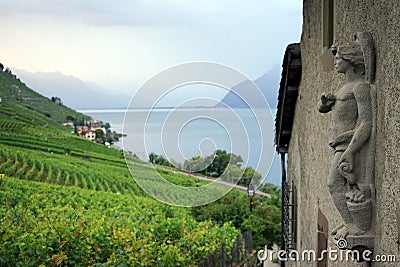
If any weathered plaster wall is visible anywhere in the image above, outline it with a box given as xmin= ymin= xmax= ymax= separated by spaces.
xmin=287 ymin=0 xmax=400 ymax=266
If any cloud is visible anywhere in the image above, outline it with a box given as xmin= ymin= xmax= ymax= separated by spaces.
xmin=0 ymin=0 xmax=301 ymax=27
xmin=0 ymin=0 xmax=302 ymax=94
xmin=0 ymin=0 xmax=202 ymax=26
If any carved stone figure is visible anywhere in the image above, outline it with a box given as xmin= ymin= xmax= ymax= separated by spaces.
xmin=318 ymin=32 xmax=376 ymax=248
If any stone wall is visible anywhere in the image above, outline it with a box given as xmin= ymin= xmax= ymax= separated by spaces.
xmin=286 ymin=0 xmax=400 ymax=266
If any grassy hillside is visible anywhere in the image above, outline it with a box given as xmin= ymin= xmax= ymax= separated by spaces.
xmin=0 ymin=70 xmax=240 ymax=266
xmin=0 ymin=70 xmax=91 ymax=128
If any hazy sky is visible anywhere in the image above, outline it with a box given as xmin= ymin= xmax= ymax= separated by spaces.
xmin=0 ymin=0 xmax=302 ymax=95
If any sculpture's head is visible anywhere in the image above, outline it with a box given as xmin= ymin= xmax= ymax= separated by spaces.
xmin=331 ymin=42 xmax=365 ymax=75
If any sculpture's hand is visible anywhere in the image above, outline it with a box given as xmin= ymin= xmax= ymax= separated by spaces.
xmin=318 ymin=93 xmax=336 ymax=113
xmin=339 ymin=152 xmax=356 ymax=184
xmin=321 ymin=93 xmax=336 ymax=105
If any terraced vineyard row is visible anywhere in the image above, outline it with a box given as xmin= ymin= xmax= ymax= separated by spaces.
xmin=0 ymin=145 xmax=142 ymax=196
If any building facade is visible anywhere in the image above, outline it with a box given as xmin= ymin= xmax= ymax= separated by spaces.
xmin=275 ymin=1 xmax=400 ymax=266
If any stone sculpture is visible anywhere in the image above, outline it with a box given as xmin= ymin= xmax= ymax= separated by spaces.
xmin=318 ymin=32 xmax=376 ymax=250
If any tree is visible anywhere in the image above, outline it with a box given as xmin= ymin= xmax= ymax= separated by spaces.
xmin=204 ymin=150 xmax=244 ymax=176
xmin=183 ymin=156 xmax=207 ymax=173
xmin=259 ymin=183 xmax=282 ymax=207
xmin=237 ymin=167 xmax=262 ymax=187
xmin=65 ymin=115 xmax=75 ymax=122
xmin=103 ymin=122 xmax=111 ymax=131
xmin=0 ymin=63 xmax=3 ymax=72
xmin=220 ymin=164 xmax=243 ymax=183
xmin=94 ymin=129 xmax=105 ymax=142
xmin=79 ymin=117 xmax=85 ymax=126
xmin=149 ymin=152 xmax=156 ymax=164
xmin=241 ymin=201 xmax=281 ymax=249
xmin=191 ymin=189 xmax=282 ymax=250
xmin=148 ymin=153 xmax=171 ymax=167
xmin=109 ymin=131 xmax=120 ymax=142
xmin=169 ymin=159 xmax=182 ymax=169
xmin=191 ymin=191 xmax=248 ymax=229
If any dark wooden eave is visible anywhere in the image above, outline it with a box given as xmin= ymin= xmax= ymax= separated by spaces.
xmin=275 ymin=43 xmax=302 ymax=153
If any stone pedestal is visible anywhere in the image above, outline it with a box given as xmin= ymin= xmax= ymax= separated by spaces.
xmin=345 ymin=235 xmax=375 ymax=251
xmin=335 ymin=235 xmax=374 ymax=262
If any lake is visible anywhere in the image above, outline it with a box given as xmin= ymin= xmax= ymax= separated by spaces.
xmin=80 ymin=108 xmax=281 ymax=185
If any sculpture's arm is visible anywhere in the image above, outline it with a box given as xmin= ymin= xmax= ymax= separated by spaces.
xmin=339 ymin=83 xmax=373 ymax=179
xmin=318 ymin=93 xmax=336 ymax=113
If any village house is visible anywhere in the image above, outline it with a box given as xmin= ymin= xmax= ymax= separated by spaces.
xmin=62 ymin=121 xmax=74 ymax=127
xmin=89 ymin=119 xmax=102 ymax=131
xmin=83 ymin=131 xmax=96 ymax=141
xmin=75 ymin=120 xmax=106 ymax=142
xmin=51 ymin=96 xmax=63 ymax=105
xmin=76 ymin=125 xmax=96 ymax=141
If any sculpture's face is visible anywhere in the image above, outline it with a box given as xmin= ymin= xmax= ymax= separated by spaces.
xmin=334 ymin=52 xmax=353 ymax=73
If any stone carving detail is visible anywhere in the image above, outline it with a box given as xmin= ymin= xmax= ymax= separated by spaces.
xmin=318 ymin=32 xmax=376 ymax=251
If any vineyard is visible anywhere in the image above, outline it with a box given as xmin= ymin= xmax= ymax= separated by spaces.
xmin=0 ymin=177 xmax=239 ymax=266
xmin=0 ymin=71 xmax=241 ymax=266
xmin=0 ymin=145 xmax=140 ymax=195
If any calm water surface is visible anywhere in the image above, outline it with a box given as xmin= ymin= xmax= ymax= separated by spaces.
xmin=80 ymin=108 xmax=280 ymax=185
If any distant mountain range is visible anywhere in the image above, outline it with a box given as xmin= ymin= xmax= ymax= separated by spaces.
xmin=12 ymin=69 xmax=130 ymax=110
xmin=12 ymin=65 xmax=281 ymax=111
xmin=217 ymin=65 xmax=280 ymax=109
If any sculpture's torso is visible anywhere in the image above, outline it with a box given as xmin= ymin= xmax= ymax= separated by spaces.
xmin=331 ymin=82 xmax=362 ymax=139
